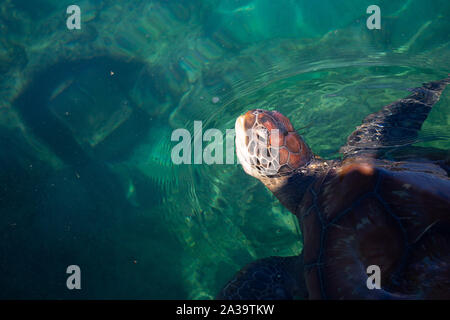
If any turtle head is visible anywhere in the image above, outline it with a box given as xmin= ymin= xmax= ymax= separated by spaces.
xmin=235 ymin=109 xmax=313 ymax=181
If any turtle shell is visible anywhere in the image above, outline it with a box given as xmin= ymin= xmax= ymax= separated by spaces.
xmin=297 ymin=161 xmax=450 ymax=299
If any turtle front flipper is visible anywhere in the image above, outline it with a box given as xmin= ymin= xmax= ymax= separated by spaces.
xmin=216 ymin=255 xmax=308 ymax=300
xmin=340 ymin=76 xmax=450 ymax=159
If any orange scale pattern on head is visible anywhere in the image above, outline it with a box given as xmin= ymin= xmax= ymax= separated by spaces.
xmin=285 ymin=133 xmax=301 ymax=153
xmin=269 ymin=130 xmax=285 ymax=148
xmin=279 ymin=148 xmax=289 ymax=165
xmin=261 ymin=118 xmax=277 ymax=131
xmin=271 ymin=111 xmax=294 ymax=132
xmin=288 ymin=152 xmax=302 ymax=168
xmin=244 ymin=111 xmax=256 ymax=129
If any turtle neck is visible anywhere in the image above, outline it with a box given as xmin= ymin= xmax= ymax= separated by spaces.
xmin=260 ymin=158 xmax=338 ymax=216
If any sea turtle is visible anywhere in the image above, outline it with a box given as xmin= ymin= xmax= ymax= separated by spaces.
xmin=217 ymin=77 xmax=450 ymax=300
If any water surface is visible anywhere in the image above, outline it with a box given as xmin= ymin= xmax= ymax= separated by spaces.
xmin=0 ymin=0 xmax=449 ymax=299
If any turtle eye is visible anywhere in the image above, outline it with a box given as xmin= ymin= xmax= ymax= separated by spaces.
xmin=271 ymin=111 xmax=294 ymax=132
xmin=254 ymin=127 xmax=268 ymax=144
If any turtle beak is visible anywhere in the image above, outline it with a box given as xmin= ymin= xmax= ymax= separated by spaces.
xmin=235 ymin=115 xmax=253 ymax=176
xmin=235 ymin=114 xmax=246 ymax=134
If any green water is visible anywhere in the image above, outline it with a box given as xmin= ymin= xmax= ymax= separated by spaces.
xmin=0 ymin=0 xmax=449 ymax=299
